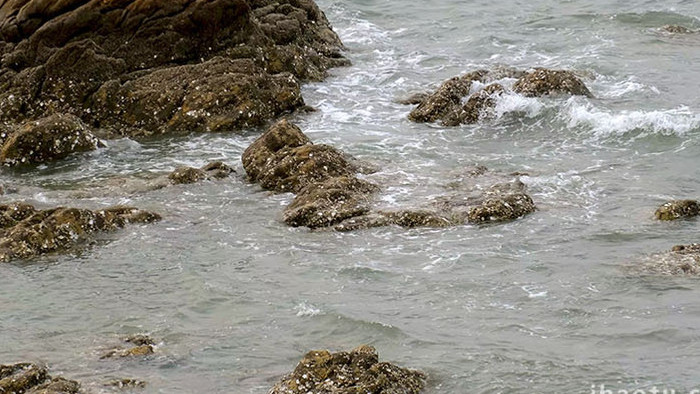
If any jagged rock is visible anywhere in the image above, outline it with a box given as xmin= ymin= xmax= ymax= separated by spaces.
xmin=284 ymin=176 xmax=379 ymax=228
xmin=242 ymin=120 xmax=357 ymax=193
xmin=513 ymin=68 xmax=593 ymax=98
xmin=0 ymin=0 xmax=347 ymax=137
xmin=0 ymin=202 xmax=37 ymax=228
xmin=269 ymin=345 xmax=426 ymax=394
xmin=168 ymin=161 xmax=234 ymax=185
xmin=0 ymin=363 xmax=80 ymax=394
xmin=465 ymin=192 xmax=536 ymax=224
xmin=124 ymin=334 xmax=156 ymax=347
xmin=101 ymin=334 xmax=157 ymax=359
xmin=408 ymin=70 xmax=488 ymax=123
xmin=655 ymin=200 xmax=700 ymax=221
xmin=442 ymin=83 xmax=505 ymax=126
xmin=0 ymin=114 xmax=101 ymax=166
xmin=0 ymin=204 xmax=161 ymax=262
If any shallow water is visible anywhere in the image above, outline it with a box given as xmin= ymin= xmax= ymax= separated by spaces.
xmin=2 ymin=0 xmax=700 ymax=393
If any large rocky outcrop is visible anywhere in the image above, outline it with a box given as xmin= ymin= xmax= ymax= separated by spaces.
xmin=0 ymin=0 xmax=347 ymax=145
xmin=407 ymin=67 xmax=592 ymax=126
xmin=269 ymin=345 xmax=426 ymax=394
xmin=0 ymin=363 xmax=80 ymax=394
xmin=0 ymin=202 xmax=161 ymax=262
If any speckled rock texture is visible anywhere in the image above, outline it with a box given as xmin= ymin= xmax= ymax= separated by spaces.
xmin=0 ymin=363 xmax=80 ymax=394
xmin=654 ymin=199 xmax=699 ymax=221
xmin=269 ymin=345 xmax=426 ymax=394
xmin=0 ymin=0 xmax=347 ymax=145
xmin=0 ymin=203 xmax=161 ymax=262
xmin=408 ymin=67 xmax=592 ymax=126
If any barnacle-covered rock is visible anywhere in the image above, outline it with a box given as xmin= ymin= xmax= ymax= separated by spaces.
xmin=654 ymin=200 xmax=700 ymax=221
xmin=513 ymin=68 xmax=593 ymax=98
xmin=0 ymin=204 xmax=161 ymax=262
xmin=0 ymin=363 xmax=80 ymax=394
xmin=269 ymin=345 xmax=426 ymax=394
xmin=168 ymin=161 xmax=235 ymax=185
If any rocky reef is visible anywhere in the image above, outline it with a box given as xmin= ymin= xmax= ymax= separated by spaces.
xmin=654 ymin=200 xmax=699 ymax=221
xmin=0 ymin=0 xmax=348 ymax=164
xmin=0 ymin=363 xmax=80 ymax=394
xmin=243 ymin=121 xmax=536 ymax=230
xmin=269 ymin=345 xmax=426 ymax=394
xmin=0 ymin=202 xmax=160 ymax=262
xmin=408 ymin=67 xmax=591 ymax=126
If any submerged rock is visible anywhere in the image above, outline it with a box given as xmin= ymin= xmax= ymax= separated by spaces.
xmin=442 ymin=83 xmax=505 ymax=126
xmin=168 ymin=161 xmax=235 ymax=185
xmin=104 ymin=379 xmax=147 ymax=389
xmin=632 ymin=244 xmax=700 ymax=276
xmin=101 ymin=334 xmax=157 ymax=359
xmin=0 ymin=114 xmax=101 ymax=166
xmin=661 ymin=25 xmax=695 ymax=34
xmin=0 ymin=0 xmax=347 ymax=138
xmin=0 ymin=204 xmax=161 ymax=262
xmin=654 ymin=200 xmax=700 ymax=221
xmin=408 ymin=70 xmax=488 ymax=124
xmin=269 ymin=345 xmax=426 ymax=394
xmin=512 ymin=68 xmax=593 ymax=98
xmin=0 ymin=363 xmax=80 ymax=394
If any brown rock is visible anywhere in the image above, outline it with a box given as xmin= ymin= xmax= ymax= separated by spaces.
xmin=269 ymin=345 xmax=426 ymax=394
xmin=0 ymin=0 xmax=346 ymax=137
xmin=631 ymin=244 xmax=700 ymax=276
xmin=513 ymin=68 xmax=593 ymax=98
xmin=661 ymin=25 xmax=694 ymax=34
xmin=442 ymin=83 xmax=505 ymax=126
xmin=0 ymin=114 xmax=101 ymax=166
xmin=26 ymin=377 xmax=81 ymax=394
xmin=0 ymin=363 xmax=49 ymax=393
xmin=284 ymin=176 xmax=379 ymax=228
xmin=169 ymin=161 xmax=235 ymax=185
xmin=654 ymin=200 xmax=700 ymax=221
xmin=242 ymin=120 xmax=356 ymax=193
xmin=0 ymin=204 xmax=161 ymax=262
xmin=408 ymin=70 xmax=487 ymax=123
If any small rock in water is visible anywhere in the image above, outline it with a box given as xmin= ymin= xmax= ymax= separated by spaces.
xmin=0 ymin=363 xmax=80 ymax=394
xmin=661 ymin=25 xmax=694 ymax=34
xmin=654 ymin=200 xmax=700 ymax=221
xmin=513 ymin=68 xmax=593 ymax=98
xmin=168 ymin=161 xmax=235 ymax=185
xmin=104 ymin=378 xmax=148 ymax=389
xmin=268 ymin=345 xmax=426 ymax=394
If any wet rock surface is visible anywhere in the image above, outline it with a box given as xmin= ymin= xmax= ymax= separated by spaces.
xmin=0 ymin=114 xmax=101 ymax=166
xmin=0 ymin=204 xmax=161 ymax=262
xmin=632 ymin=244 xmax=700 ymax=276
xmin=0 ymin=0 xmax=347 ymax=138
xmin=168 ymin=161 xmax=235 ymax=185
xmin=0 ymin=363 xmax=80 ymax=394
xmin=513 ymin=68 xmax=593 ymax=98
xmin=242 ymin=120 xmax=359 ymax=193
xmin=408 ymin=67 xmax=591 ymax=126
xmin=101 ymin=334 xmax=157 ymax=359
xmin=654 ymin=199 xmax=699 ymax=221
xmin=269 ymin=345 xmax=426 ymax=394
xmin=661 ymin=25 xmax=695 ymax=34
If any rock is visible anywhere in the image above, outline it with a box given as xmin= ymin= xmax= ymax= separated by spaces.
xmin=654 ymin=200 xmax=700 ymax=221
xmin=104 ymin=379 xmax=147 ymax=389
xmin=0 ymin=363 xmax=80 ymax=394
xmin=0 ymin=114 xmax=101 ymax=166
xmin=101 ymin=345 xmax=155 ymax=360
xmin=513 ymin=68 xmax=593 ymax=98
xmin=0 ymin=363 xmax=49 ymax=393
xmin=242 ymin=120 xmax=357 ymax=193
xmin=442 ymin=83 xmax=505 ymax=126
xmin=632 ymin=244 xmax=700 ymax=276
xmin=0 ymin=0 xmax=347 ymax=137
xmin=408 ymin=70 xmax=488 ymax=123
xmin=466 ymin=192 xmax=537 ymax=224
xmin=124 ymin=334 xmax=156 ymax=347
xmin=0 ymin=202 xmax=37 ymax=228
xmin=0 ymin=204 xmax=161 ymax=262
xmin=168 ymin=161 xmax=235 ymax=185
xmin=26 ymin=377 xmax=81 ymax=394
xmin=661 ymin=25 xmax=694 ymax=34
xmin=269 ymin=345 xmax=426 ymax=394
xmin=284 ymin=176 xmax=379 ymax=228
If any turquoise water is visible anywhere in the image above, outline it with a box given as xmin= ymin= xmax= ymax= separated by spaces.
xmin=2 ymin=1 xmax=700 ymax=392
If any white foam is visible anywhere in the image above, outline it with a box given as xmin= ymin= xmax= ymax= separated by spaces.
xmin=561 ymin=99 xmax=700 ymax=139
xmin=294 ymin=302 xmax=321 ymax=317
xmin=493 ymin=91 xmax=545 ymax=119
